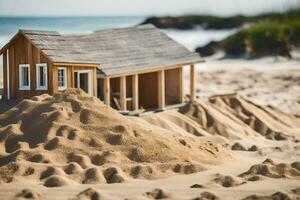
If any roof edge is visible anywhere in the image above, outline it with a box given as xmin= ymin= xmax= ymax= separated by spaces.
xmin=53 ymin=62 xmax=100 ymax=67
xmin=99 ymin=59 xmax=205 ymax=77
xmin=0 ymin=31 xmax=23 ymax=55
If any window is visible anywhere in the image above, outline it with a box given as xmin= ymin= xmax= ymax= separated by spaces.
xmin=19 ymin=64 xmax=30 ymax=90
xmin=36 ymin=64 xmax=48 ymax=90
xmin=58 ymin=67 xmax=67 ymax=90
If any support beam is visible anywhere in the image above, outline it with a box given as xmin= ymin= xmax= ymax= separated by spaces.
xmin=6 ymin=49 xmax=10 ymax=99
xmin=70 ymin=66 xmax=74 ymax=87
xmin=9 ymin=46 xmax=15 ymax=98
xmin=158 ymin=70 xmax=165 ymax=109
xmin=190 ymin=64 xmax=196 ymax=102
xmin=2 ymin=51 xmax=7 ymax=99
xmin=120 ymin=76 xmax=127 ymax=111
xmin=132 ymin=74 xmax=139 ymax=111
xmin=93 ymin=68 xmax=97 ymax=97
xmin=103 ymin=77 xmax=110 ymax=106
xmin=178 ymin=66 xmax=184 ymax=103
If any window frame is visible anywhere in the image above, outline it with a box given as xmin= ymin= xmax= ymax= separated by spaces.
xmin=57 ymin=67 xmax=67 ymax=91
xmin=19 ymin=64 xmax=31 ymax=90
xmin=36 ymin=63 xmax=48 ymax=90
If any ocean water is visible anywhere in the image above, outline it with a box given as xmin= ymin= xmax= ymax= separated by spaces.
xmin=0 ymin=16 xmax=235 ymax=50
xmin=0 ymin=16 xmax=145 ymax=47
xmin=0 ymin=16 xmax=235 ymax=88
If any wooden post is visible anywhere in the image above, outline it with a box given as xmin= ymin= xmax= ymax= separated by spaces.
xmin=103 ymin=77 xmax=110 ymax=106
xmin=9 ymin=46 xmax=15 ymax=98
xmin=70 ymin=66 xmax=74 ymax=87
xmin=178 ymin=66 xmax=184 ymax=103
xmin=158 ymin=70 xmax=165 ymax=109
xmin=49 ymin=63 xmax=57 ymax=94
xmin=120 ymin=76 xmax=127 ymax=111
xmin=36 ymin=51 xmax=40 ymax=63
xmin=190 ymin=64 xmax=196 ymax=102
xmin=93 ymin=68 xmax=97 ymax=97
xmin=27 ymin=43 xmax=33 ymax=90
xmin=132 ymin=74 xmax=139 ymax=111
xmin=2 ymin=51 xmax=7 ymax=99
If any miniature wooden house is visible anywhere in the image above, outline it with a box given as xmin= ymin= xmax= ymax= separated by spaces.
xmin=0 ymin=25 xmax=203 ymax=112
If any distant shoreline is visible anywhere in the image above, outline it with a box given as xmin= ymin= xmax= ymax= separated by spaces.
xmin=141 ymin=8 xmax=300 ymax=58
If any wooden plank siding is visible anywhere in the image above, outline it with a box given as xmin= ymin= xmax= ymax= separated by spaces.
xmin=138 ymin=71 xmax=158 ymax=109
xmin=1 ymin=34 xmax=98 ymax=99
xmin=3 ymin=35 xmax=52 ymax=99
xmin=54 ymin=64 xmax=98 ymax=97
xmin=9 ymin=45 xmax=15 ymax=98
xmin=165 ymin=67 xmax=182 ymax=106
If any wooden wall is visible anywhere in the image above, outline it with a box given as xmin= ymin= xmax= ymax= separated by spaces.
xmin=1 ymin=33 xmax=98 ymax=99
xmin=59 ymin=65 xmax=97 ymax=97
xmin=3 ymin=34 xmax=53 ymax=99
xmin=165 ymin=67 xmax=181 ymax=105
xmin=109 ymin=77 xmax=120 ymax=109
xmin=138 ymin=72 xmax=158 ymax=109
xmin=126 ymin=75 xmax=132 ymax=98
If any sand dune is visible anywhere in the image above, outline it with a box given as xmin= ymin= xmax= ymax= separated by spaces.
xmin=0 ymin=87 xmax=299 ymax=199
xmin=239 ymin=159 xmax=300 ymax=179
xmin=142 ymin=94 xmax=300 ymax=147
xmin=0 ymin=89 xmax=229 ymax=187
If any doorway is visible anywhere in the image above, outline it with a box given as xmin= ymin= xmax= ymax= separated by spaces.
xmin=74 ymin=70 xmax=93 ymax=96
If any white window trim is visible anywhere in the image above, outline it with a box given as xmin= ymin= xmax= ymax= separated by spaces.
xmin=58 ymin=67 xmax=67 ymax=91
xmin=74 ymin=70 xmax=93 ymax=96
xmin=36 ymin=63 xmax=48 ymax=90
xmin=19 ymin=64 xmax=31 ymax=90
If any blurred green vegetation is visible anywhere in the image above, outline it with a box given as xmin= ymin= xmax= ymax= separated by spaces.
xmin=183 ymin=8 xmax=300 ymax=29
xmin=221 ymin=8 xmax=300 ymax=57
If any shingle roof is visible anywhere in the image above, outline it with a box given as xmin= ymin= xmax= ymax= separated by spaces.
xmin=21 ymin=25 xmax=203 ymax=76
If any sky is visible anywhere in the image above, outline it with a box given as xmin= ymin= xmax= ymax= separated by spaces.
xmin=0 ymin=0 xmax=299 ymax=17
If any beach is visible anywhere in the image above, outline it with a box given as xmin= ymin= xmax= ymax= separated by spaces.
xmin=0 ymin=15 xmax=300 ymax=200
xmin=0 ymin=55 xmax=299 ymax=199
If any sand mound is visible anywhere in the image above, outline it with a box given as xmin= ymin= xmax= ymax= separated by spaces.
xmin=246 ymin=175 xmax=265 ymax=182
xmin=14 ymin=188 xmax=41 ymax=200
xmin=40 ymin=166 xmax=65 ymax=179
xmin=248 ymin=145 xmax=258 ymax=151
xmin=239 ymin=159 xmax=300 ymax=179
xmin=242 ymin=192 xmax=292 ymax=200
xmin=0 ymin=89 xmax=229 ymax=186
xmin=72 ymin=188 xmax=102 ymax=200
xmin=44 ymin=175 xmax=70 ymax=187
xmin=83 ymin=167 xmax=106 ymax=184
xmin=291 ymin=188 xmax=300 ymax=196
xmin=130 ymin=165 xmax=156 ymax=179
xmin=291 ymin=162 xmax=300 ymax=171
xmin=192 ymin=191 xmax=221 ymax=200
xmin=145 ymin=188 xmax=170 ymax=199
xmin=213 ymin=173 xmax=245 ymax=187
xmin=231 ymin=142 xmax=247 ymax=151
xmin=181 ymin=94 xmax=300 ymax=140
xmin=190 ymin=184 xmax=205 ymax=188
xmin=103 ymin=167 xmax=125 ymax=184
xmin=63 ymin=162 xmax=83 ymax=175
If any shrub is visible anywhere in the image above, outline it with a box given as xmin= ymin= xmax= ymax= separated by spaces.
xmin=222 ymin=19 xmax=300 ymax=57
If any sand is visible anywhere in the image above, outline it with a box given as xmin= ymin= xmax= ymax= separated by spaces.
xmin=196 ymin=54 xmax=300 ymax=116
xmin=0 ymin=57 xmax=300 ymax=200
